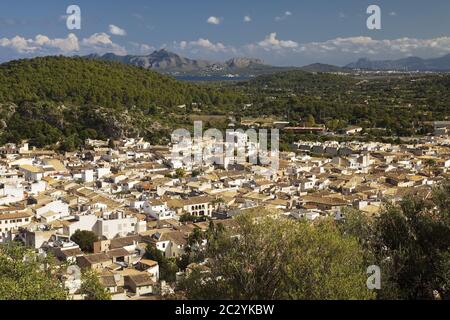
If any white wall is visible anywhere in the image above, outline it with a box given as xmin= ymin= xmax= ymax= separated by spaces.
xmin=94 ymin=214 xmax=138 ymax=240
xmin=35 ymin=200 xmax=69 ymax=219
xmin=65 ymin=215 xmax=98 ymax=237
xmin=0 ymin=183 xmax=24 ymax=205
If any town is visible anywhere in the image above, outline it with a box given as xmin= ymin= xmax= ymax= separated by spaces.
xmin=0 ymin=120 xmax=449 ymax=300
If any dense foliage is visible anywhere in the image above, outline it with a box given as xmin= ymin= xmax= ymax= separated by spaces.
xmin=1 ymin=57 xmax=449 ymax=149
xmin=180 ymin=211 xmax=375 ymax=300
xmin=145 ymin=245 xmax=178 ymax=282
xmin=0 ymin=56 xmax=245 ymax=148
xmin=71 ymin=230 xmax=98 ymax=253
xmin=339 ymin=181 xmax=450 ymax=300
xmin=0 ymin=243 xmax=113 ymax=300
xmin=236 ymin=71 xmax=450 ymax=136
xmin=0 ymin=243 xmax=68 ymax=300
xmin=180 ymin=182 xmax=450 ymax=300
xmin=0 ymin=56 xmax=242 ymax=109
xmin=80 ymin=270 xmax=112 ymax=300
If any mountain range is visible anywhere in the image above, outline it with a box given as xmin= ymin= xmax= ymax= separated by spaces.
xmin=346 ymin=54 xmax=450 ymax=72
xmin=85 ymin=49 xmax=292 ymax=78
xmin=86 ymin=49 xmax=450 ymax=77
xmin=85 ymin=49 xmax=356 ymax=78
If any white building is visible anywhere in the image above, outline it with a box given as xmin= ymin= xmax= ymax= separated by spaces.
xmin=153 ymin=231 xmax=187 ymax=259
xmin=29 ymin=180 xmax=47 ymax=195
xmin=82 ymin=169 xmax=94 ymax=183
xmin=143 ymin=200 xmax=176 ymax=221
xmin=94 ymin=211 xmax=146 ymax=240
xmin=291 ymin=209 xmax=322 ymax=221
xmin=35 ymin=200 xmax=69 ymax=220
xmin=96 ymin=167 xmax=111 ymax=179
xmin=0 ymin=210 xmax=33 ymax=242
xmin=180 ymin=196 xmax=214 ymax=217
xmin=63 ymin=214 xmax=98 ymax=237
xmin=0 ymin=183 xmax=24 ymax=205
xmin=19 ymin=165 xmax=44 ymax=181
xmin=64 ymin=211 xmax=147 ymax=240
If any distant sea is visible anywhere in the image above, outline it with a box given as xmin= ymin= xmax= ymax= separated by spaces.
xmin=175 ymin=75 xmax=251 ymax=82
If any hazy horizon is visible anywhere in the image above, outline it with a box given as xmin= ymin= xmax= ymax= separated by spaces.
xmin=2 ymin=0 xmax=450 ymax=66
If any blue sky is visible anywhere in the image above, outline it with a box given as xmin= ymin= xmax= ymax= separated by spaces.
xmin=1 ymin=0 xmax=450 ymax=65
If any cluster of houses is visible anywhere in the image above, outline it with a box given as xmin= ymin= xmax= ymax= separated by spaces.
xmin=0 ymin=133 xmax=449 ymax=299
xmin=434 ymin=121 xmax=450 ymax=136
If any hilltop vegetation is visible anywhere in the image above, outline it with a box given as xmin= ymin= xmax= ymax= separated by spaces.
xmin=236 ymin=70 xmax=450 ymax=136
xmin=180 ymin=211 xmax=375 ymax=300
xmin=0 ymin=56 xmax=244 ymax=148
xmin=0 ymin=56 xmax=450 ymax=150
xmin=0 ymin=56 xmax=243 ymax=108
xmin=179 ymin=182 xmax=450 ymax=300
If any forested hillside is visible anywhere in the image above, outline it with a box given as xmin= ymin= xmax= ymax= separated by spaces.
xmin=236 ymin=70 xmax=450 ymax=136
xmin=0 ymin=56 xmax=244 ymax=148
xmin=1 ymin=57 xmax=450 ymax=150
xmin=0 ymin=56 xmax=245 ymax=108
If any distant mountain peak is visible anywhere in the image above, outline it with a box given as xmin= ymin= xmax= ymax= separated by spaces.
xmin=150 ymin=49 xmax=178 ymax=58
xmin=225 ymin=57 xmax=265 ymax=68
xmin=346 ymin=53 xmax=450 ymax=72
xmin=84 ymin=49 xmax=289 ymax=77
xmin=300 ymin=63 xmax=351 ymax=73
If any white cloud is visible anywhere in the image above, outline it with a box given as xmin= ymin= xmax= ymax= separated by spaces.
xmin=175 ymin=38 xmax=236 ymax=55
xmin=130 ymin=42 xmax=154 ymax=54
xmin=207 ymin=16 xmax=222 ymax=25
xmin=36 ymin=33 xmax=80 ymax=52
xmin=294 ymin=36 xmax=450 ymax=57
xmin=179 ymin=41 xmax=188 ymax=50
xmin=244 ymin=15 xmax=252 ymax=23
xmin=389 ymin=12 xmax=397 ymax=16
xmin=4 ymin=30 xmax=450 ymax=67
xmin=257 ymin=33 xmax=298 ymax=50
xmin=109 ymin=24 xmax=127 ymax=36
xmin=275 ymin=11 xmax=292 ymax=22
xmin=82 ymin=32 xmax=127 ymax=55
xmin=174 ymin=34 xmax=450 ymax=63
xmin=0 ymin=36 xmax=33 ymax=53
xmin=0 ymin=32 xmax=170 ymax=58
xmin=240 ymin=34 xmax=450 ymax=65
xmin=0 ymin=34 xmax=79 ymax=53
xmin=188 ymin=38 xmax=226 ymax=52
xmin=82 ymin=33 xmax=114 ymax=46
xmin=140 ymin=44 xmax=153 ymax=52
